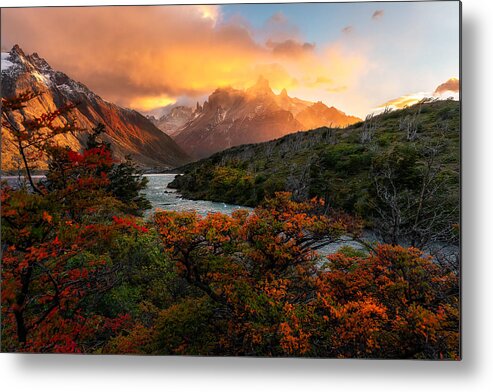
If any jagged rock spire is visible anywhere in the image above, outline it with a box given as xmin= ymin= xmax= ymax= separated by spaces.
xmin=10 ymin=44 xmax=25 ymax=57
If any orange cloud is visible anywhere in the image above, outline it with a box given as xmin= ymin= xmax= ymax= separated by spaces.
xmin=130 ymin=94 xmax=177 ymax=112
xmin=252 ymin=63 xmax=299 ymax=91
xmin=2 ymin=6 xmax=258 ymax=104
xmin=377 ymin=92 xmax=431 ymax=110
xmin=303 ymin=76 xmax=333 ymax=88
xmin=1 ymin=6 xmax=368 ymax=113
xmin=326 ymin=85 xmax=348 ymax=93
xmin=196 ymin=5 xmax=221 ymax=25
xmin=434 ymin=77 xmax=459 ymax=94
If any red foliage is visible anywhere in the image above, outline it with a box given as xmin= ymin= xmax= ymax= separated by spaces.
xmin=113 ymin=216 xmax=149 ymax=233
xmin=151 ymin=193 xmax=362 ymax=356
xmin=67 ymin=147 xmax=114 ymax=169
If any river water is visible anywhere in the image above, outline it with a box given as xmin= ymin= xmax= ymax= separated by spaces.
xmin=143 ymin=174 xmax=248 ymax=216
xmin=0 ymin=173 xmax=369 ymax=255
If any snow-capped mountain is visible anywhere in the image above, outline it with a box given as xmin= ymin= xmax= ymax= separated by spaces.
xmin=1 ymin=45 xmax=190 ymax=171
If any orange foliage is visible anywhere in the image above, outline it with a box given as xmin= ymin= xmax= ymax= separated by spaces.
xmin=316 ymin=245 xmax=459 ymax=358
xmin=148 ymin=196 xmax=459 ymax=358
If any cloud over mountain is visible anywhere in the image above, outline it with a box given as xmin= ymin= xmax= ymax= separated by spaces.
xmin=1 ymin=6 xmax=365 ymax=113
xmin=434 ymin=78 xmax=459 ymax=94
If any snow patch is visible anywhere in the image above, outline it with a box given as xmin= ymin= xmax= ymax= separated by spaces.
xmin=32 ymin=69 xmax=50 ymax=84
xmin=1 ymin=52 xmax=14 ymax=71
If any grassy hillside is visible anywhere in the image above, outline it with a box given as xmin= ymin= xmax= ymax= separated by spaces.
xmin=170 ymin=99 xmax=460 ymax=247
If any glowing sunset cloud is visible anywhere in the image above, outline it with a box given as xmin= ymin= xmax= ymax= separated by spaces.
xmin=435 ymin=78 xmax=460 ymax=95
xmin=197 ymin=5 xmax=221 ymax=25
xmin=1 ymin=2 xmax=459 ymax=118
xmin=130 ymin=94 xmax=177 ymax=112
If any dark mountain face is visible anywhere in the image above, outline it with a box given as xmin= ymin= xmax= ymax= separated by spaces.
xmin=172 ymin=77 xmax=361 ymax=160
xmin=1 ymin=45 xmax=190 ymax=171
xmin=173 ymin=81 xmax=304 ymax=160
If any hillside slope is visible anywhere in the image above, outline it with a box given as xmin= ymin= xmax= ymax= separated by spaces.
xmin=170 ymin=100 xmax=460 ymax=247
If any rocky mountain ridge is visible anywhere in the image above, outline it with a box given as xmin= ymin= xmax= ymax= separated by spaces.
xmin=168 ymin=77 xmax=360 ymax=159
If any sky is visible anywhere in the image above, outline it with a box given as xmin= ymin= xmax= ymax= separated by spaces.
xmin=0 ymin=2 xmax=460 ymax=118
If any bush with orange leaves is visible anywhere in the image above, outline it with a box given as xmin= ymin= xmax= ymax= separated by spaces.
xmin=316 ymin=245 xmax=459 ymax=358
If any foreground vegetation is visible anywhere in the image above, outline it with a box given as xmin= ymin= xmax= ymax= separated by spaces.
xmin=1 ymin=93 xmax=460 ymax=358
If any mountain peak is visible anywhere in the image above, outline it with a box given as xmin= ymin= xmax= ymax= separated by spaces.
xmin=172 ymin=77 xmax=361 ymax=159
xmin=2 ymin=44 xmax=53 ymax=80
xmin=313 ymin=101 xmax=327 ymax=108
xmin=29 ymin=52 xmax=52 ymax=71
xmin=295 ymin=100 xmax=361 ymax=129
xmin=247 ymin=76 xmax=274 ymax=97
xmin=10 ymin=44 xmax=25 ymax=58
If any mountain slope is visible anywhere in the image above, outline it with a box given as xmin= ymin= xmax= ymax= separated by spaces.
xmin=172 ymin=77 xmax=360 ymax=160
xmin=1 ymin=45 xmax=190 ymax=171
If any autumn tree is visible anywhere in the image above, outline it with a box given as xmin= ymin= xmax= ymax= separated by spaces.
xmin=44 ymin=122 xmax=151 ymax=216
